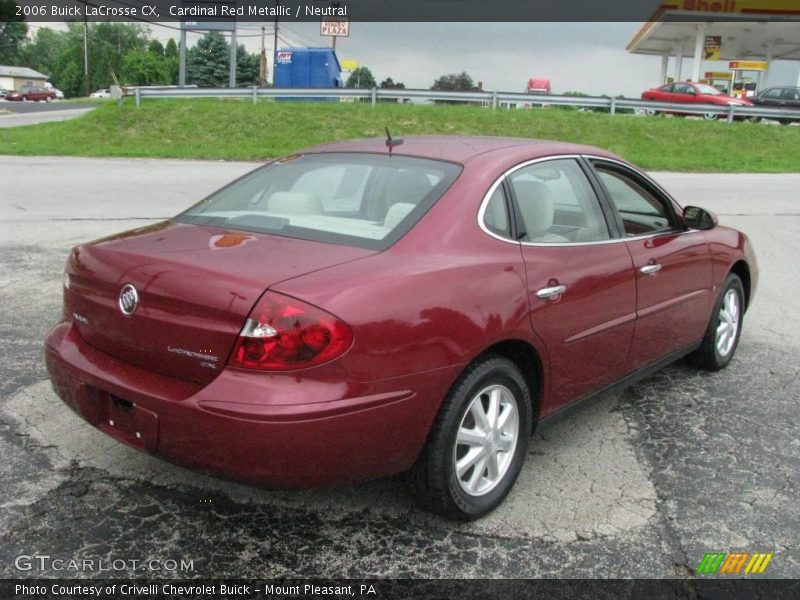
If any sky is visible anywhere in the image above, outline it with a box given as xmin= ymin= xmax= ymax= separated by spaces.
xmin=148 ymin=21 xmax=671 ymax=96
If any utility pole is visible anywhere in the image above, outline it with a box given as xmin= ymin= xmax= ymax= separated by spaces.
xmin=229 ymin=28 xmax=237 ymax=88
xmin=273 ymin=1 xmax=280 ymax=87
xmin=82 ymin=1 xmax=89 ymax=96
xmin=259 ymin=26 xmax=266 ymax=87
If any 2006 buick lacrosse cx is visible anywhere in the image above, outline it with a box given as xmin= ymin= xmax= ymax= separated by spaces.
xmin=45 ymin=136 xmax=757 ymax=519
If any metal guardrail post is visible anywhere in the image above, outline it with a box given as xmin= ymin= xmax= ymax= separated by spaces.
xmin=610 ymin=97 xmax=616 ymax=115
xmin=492 ymin=91 xmax=498 ymax=110
xmin=371 ymin=87 xmax=377 ymax=107
xmin=727 ymin=105 xmax=735 ymax=124
xmin=252 ymin=86 xmax=258 ymax=106
xmin=135 ymin=87 xmax=141 ymax=107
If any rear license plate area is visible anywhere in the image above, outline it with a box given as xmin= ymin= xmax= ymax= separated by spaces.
xmin=74 ymin=386 xmax=159 ymax=452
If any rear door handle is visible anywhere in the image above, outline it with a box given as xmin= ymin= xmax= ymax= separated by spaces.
xmin=536 ymin=285 xmax=567 ymax=300
xmin=640 ymin=264 xmax=662 ymax=276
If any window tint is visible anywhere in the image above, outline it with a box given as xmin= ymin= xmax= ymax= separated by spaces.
xmin=763 ymin=88 xmax=782 ymax=99
xmin=483 ymin=186 xmax=511 ymax=238
xmin=176 ymin=153 xmax=461 ymax=250
xmin=508 ymin=159 xmax=610 ymax=244
xmin=594 ymin=166 xmax=674 ymax=236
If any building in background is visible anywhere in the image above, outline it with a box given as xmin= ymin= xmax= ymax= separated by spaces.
xmin=0 ymin=66 xmax=49 ymax=91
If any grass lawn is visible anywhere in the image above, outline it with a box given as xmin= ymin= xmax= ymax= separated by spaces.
xmin=1 ymin=98 xmax=797 ymax=172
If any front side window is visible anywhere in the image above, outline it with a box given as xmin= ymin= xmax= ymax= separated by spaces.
xmin=593 ymin=164 xmax=675 ymax=236
xmin=175 ymin=153 xmax=461 ymax=250
xmin=508 ymin=159 xmax=611 ymax=244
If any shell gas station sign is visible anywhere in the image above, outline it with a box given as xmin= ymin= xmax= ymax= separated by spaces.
xmin=676 ymin=0 xmax=800 ymax=15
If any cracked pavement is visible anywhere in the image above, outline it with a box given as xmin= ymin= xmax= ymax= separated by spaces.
xmin=0 ymin=157 xmax=797 ymax=578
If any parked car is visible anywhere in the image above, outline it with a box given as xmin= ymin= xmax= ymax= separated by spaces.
xmin=45 ymin=136 xmax=757 ymax=520
xmin=89 ymin=88 xmax=111 ymax=99
xmin=751 ymin=86 xmax=800 ymax=124
xmin=641 ymin=81 xmax=753 ymax=119
xmin=52 ymin=88 xmax=65 ymax=100
xmin=4 ymin=85 xmax=57 ymax=102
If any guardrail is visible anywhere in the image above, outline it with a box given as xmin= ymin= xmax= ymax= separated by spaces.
xmin=131 ymin=86 xmax=800 ymax=124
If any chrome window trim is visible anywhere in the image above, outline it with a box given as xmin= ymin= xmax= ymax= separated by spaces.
xmin=477 ymin=153 xmax=692 ymax=248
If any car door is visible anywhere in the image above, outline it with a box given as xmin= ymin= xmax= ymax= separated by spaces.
xmin=504 ymin=157 xmax=637 ymax=415
xmin=672 ymin=83 xmax=695 ymax=104
xmin=588 ymin=158 xmax=713 ymax=369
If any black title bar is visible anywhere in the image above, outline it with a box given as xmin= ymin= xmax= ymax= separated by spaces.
xmin=15 ymin=0 xmax=684 ymax=23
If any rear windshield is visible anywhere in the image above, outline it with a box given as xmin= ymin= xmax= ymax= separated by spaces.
xmin=175 ymin=153 xmax=462 ymax=250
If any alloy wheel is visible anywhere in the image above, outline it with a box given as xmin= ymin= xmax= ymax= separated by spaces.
xmin=453 ymin=384 xmax=519 ymax=496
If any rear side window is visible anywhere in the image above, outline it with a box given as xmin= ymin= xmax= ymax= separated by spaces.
xmin=176 ymin=153 xmax=461 ymax=250
xmin=483 ymin=186 xmax=511 ymax=238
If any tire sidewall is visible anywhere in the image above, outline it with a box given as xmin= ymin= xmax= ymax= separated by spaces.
xmin=711 ymin=275 xmax=745 ymax=368
xmin=442 ymin=360 xmax=532 ymax=519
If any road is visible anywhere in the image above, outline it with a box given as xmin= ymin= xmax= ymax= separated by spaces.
xmin=0 ymin=157 xmax=797 ymax=579
xmin=0 ymin=101 xmax=96 ymax=127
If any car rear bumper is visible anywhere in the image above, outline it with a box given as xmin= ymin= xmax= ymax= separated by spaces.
xmin=45 ymin=321 xmax=459 ymax=488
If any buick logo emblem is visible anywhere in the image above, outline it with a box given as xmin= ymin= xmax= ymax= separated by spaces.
xmin=118 ymin=284 xmax=139 ymax=316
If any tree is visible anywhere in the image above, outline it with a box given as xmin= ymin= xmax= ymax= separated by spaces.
xmin=165 ymin=38 xmax=178 ymax=58
xmin=21 ymin=27 xmax=67 ymax=81
xmin=122 ymin=50 xmax=168 ymax=86
xmin=236 ymin=44 xmax=259 ymax=87
xmin=379 ymin=77 xmax=405 ymax=89
xmin=148 ymin=39 xmax=165 ymax=56
xmin=0 ymin=0 xmax=28 ymax=65
xmin=345 ymin=66 xmax=375 ymax=89
xmin=431 ymin=71 xmax=477 ymax=92
xmin=187 ymin=32 xmax=230 ymax=87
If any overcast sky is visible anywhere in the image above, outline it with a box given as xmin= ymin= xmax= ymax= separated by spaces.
xmin=153 ymin=21 xmax=670 ymax=96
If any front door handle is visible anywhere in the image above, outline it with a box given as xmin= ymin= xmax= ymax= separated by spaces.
xmin=536 ymin=285 xmax=567 ymax=300
xmin=640 ymin=264 xmax=662 ymax=276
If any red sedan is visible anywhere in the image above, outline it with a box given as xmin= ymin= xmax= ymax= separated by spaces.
xmin=45 ymin=137 xmax=757 ymax=519
xmin=5 ymin=85 xmax=57 ymax=102
xmin=641 ymin=81 xmax=753 ymax=119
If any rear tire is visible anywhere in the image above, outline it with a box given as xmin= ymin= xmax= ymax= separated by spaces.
xmin=703 ymin=111 xmax=719 ymax=121
xmin=407 ymin=356 xmax=532 ymax=520
xmin=690 ymin=273 xmax=744 ymax=371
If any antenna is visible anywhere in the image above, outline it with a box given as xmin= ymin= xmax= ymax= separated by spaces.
xmin=385 ymin=127 xmax=404 ymax=157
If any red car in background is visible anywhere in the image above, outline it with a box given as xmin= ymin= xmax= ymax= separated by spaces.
xmin=5 ymin=85 xmax=57 ymax=102
xmin=45 ymin=137 xmax=757 ymax=520
xmin=641 ymin=81 xmax=753 ymax=119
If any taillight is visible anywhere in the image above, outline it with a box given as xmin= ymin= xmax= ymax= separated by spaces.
xmin=228 ymin=292 xmax=353 ymax=371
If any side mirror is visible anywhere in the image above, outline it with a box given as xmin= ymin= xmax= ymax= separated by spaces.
xmin=683 ymin=206 xmax=718 ymax=230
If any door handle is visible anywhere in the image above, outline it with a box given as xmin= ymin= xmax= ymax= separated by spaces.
xmin=536 ymin=285 xmax=567 ymax=300
xmin=640 ymin=264 xmax=662 ymax=276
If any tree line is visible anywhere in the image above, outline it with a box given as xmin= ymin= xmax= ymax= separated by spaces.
xmin=1 ymin=0 xmax=479 ymax=98
xmin=0 ymin=14 xmax=260 ymax=97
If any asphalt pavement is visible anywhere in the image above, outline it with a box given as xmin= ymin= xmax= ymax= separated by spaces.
xmin=0 ymin=101 xmax=96 ymax=127
xmin=0 ymin=157 xmax=797 ymax=579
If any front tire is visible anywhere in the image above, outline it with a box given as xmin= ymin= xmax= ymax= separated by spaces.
xmin=691 ymin=273 xmax=745 ymax=370
xmin=407 ymin=356 xmax=532 ymax=520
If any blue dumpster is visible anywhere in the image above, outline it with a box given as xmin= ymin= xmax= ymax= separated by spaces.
xmin=274 ymin=48 xmax=342 ymax=101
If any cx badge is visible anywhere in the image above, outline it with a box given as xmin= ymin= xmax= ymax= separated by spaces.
xmin=118 ymin=284 xmax=139 ymax=316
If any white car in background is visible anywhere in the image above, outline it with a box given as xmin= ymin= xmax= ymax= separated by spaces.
xmin=90 ymin=89 xmax=111 ymax=99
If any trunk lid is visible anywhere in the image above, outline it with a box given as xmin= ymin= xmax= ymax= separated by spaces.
xmin=65 ymin=221 xmax=374 ymax=385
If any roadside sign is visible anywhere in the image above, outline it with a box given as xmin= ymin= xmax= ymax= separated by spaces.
xmin=729 ymin=60 xmax=768 ymax=71
xmin=704 ymin=36 xmax=721 ymax=60
xmin=321 ymin=18 xmax=350 ymax=37
xmin=341 ymin=59 xmax=359 ymax=71
xmin=276 ymin=51 xmax=293 ymax=65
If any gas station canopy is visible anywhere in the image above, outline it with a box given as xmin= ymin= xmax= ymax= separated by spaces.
xmin=627 ymin=0 xmax=800 ymax=85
